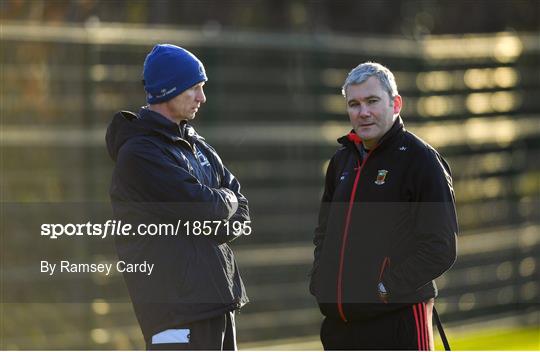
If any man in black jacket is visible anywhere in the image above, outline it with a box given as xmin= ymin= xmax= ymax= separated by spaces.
xmin=106 ymin=44 xmax=250 ymax=350
xmin=310 ymin=62 xmax=457 ymax=350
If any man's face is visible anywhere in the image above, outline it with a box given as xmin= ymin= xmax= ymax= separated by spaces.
xmin=166 ymin=82 xmax=206 ymax=121
xmin=346 ymin=76 xmax=402 ymax=149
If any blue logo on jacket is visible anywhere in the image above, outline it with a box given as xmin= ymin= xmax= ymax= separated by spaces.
xmin=195 ymin=149 xmax=210 ymax=167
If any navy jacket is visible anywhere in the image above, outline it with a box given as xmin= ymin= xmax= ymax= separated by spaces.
xmin=310 ymin=117 xmax=457 ymax=322
xmin=106 ymin=108 xmax=249 ymax=341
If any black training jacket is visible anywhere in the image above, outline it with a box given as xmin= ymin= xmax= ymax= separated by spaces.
xmin=310 ymin=117 xmax=457 ymax=322
xmin=106 ymin=108 xmax=249 ymax=341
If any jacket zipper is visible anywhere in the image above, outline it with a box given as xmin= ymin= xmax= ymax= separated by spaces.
xmin=378 ymin=256 xmax=391 ymax=282
xmin=336 ymin=148 xmax=374 ymax=322
xmin=178 ymin=139 xmax=197 ymax=156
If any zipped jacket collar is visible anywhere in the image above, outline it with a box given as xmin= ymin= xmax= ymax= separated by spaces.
xmin=106 ymin=107 xmax=202 ymax=161
xmin=139 ymin=107 xmax=202 ymax=144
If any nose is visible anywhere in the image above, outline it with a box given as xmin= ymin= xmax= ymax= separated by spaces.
xmin=357 ymin=103 xmax=370 ymax=118
xmin=196 ymin=87 xmax=206 ymax=104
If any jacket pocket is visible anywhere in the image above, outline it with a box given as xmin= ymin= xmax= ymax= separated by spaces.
xmin=175 ymin=239 xmax=196 ymax=297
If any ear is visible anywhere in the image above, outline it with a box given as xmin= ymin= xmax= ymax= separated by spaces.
xmin=392 ymin=95 xmax=402 ymax=115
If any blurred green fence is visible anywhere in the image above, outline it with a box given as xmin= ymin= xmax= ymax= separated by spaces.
xmin=1 ymin=21 xmax=539 ymax=349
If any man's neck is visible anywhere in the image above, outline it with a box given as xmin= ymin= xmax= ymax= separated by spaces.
xmin=147 ymin=105 xmax=181 ymax=125
xmin=362 ymin=140 xmax=376 ymax=151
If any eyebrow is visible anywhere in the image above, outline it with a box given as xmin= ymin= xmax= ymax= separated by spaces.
xmin=347 ymin=95 xmax=381 ymax=103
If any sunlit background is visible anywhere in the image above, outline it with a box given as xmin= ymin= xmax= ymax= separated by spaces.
xmin=1 ymin=0 xmax=539 ymax=350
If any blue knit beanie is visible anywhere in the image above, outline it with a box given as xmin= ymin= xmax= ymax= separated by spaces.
xmin=143 ymin=44 xmax=207 ymax=104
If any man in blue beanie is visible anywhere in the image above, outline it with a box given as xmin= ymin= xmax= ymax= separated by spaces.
xmin=106 ymin=44 xmax=250 ymax=350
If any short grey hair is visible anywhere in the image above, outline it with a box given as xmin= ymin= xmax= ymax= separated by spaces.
xmin=341 ymin=62 xmax=399 ymax=101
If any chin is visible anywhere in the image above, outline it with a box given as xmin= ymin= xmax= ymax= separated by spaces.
xmin=358 ymin=129 xmax=380 ymax=140
xmin=357 ymin=132 xmax=373 ymax=140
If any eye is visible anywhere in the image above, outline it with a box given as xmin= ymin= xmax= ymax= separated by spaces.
xmin=368 ymin=99 xmax=379 ymax=104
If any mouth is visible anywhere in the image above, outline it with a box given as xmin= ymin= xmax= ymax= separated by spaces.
xmin=359 ymin=123 xmax=375 ymax=127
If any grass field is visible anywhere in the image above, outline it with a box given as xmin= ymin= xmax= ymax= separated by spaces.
xmin=242 ymin=326 xmax=540 ymax=350
xmin=435 ymin=326 xmax=540 ymax=350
